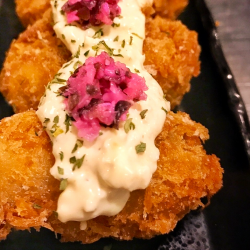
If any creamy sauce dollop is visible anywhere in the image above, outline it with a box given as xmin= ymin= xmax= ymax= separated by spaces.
xmin=37 ymin=0 xmax=170 ymax=223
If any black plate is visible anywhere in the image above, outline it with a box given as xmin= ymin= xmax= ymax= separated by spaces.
xmin=0 ymin=0 xmax=250 ymax=249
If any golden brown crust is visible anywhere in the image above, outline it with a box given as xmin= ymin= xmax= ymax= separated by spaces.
xmin=0 ymin=10 xmax=71 ymax=113
xmin=0 ymin=111 xmax=223 ymax=242
xmin=15 ymin=0 xmax=51 ymax=27
xmin=0 ymin=111 xmax=58 ymax=240
xmin=144 ymin=16 xmax=201 ymax=108
xmin=153 ymin=0 xmax=188 ymax=19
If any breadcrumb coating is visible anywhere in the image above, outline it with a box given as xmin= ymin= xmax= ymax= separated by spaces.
xmin=0 ymin=111 xmax=223 ymax=242
xmin=0 ymin=10 xmax=200 ymax=112
xmin=15 ymin=0 xmax=51 ymax=27
xmin=153 ymin=0 xmax=188 ymax=19
xmin=0 ymin=10 xmax=70 ymax=113
xmin=144 ymin=16 xmax=201 ymax=108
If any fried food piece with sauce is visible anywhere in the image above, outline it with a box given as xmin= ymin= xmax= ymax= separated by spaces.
xmin=0 ymin=10 xmax=71 ymax=113
xmin=15 ymin=0 xmax=188 ymax=27
xmin=144 ymin=16 xmax=201 ymax=108
xmin=0 ymin=9 xmax=200 ymax=112
xmin=0 ymin=111 xmax=223 ymax=242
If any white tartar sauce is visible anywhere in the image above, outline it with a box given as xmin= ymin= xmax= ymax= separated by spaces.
xmin=36 ymin=0 xmax=170 ymax=223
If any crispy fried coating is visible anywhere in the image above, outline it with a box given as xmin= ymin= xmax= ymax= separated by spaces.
xmin=0 ymin=10 xmax=200 ymax=112
xmin=15 ymin=0 xmax=51 ymax=27
xmin=153 ymin=0 xmax=188 ymax=19
xmin=0 ymin=10 xmax=71 ymax=113
xmin=144 ymin=16 xmax=201 ymax=108
xmin=0 ymin=111 xmax=59 ymax=239
xmin=15 ymin=0 xmax=188 ymax=27
xmin=0 ymin=111 xmax=223 ymax=242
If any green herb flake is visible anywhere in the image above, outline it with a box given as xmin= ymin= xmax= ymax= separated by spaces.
xmin=56 ymin=78 xmax=66 ymax=83
xmin=62 ymin=34 xmax=65 ymax=40
xmin=59 ymin=179 xmax=68 ymax=191
xmin=59 ymin=151 xmax=64 ymax=161
xmin=64 ymin=114 xmax=72 ymax=133
xmin=113 ymin=52 xmax=123 ymax=57
xmin=74 ymin=45 xmax=81 ymax=58
xmin=77 ymin=139 xmax=84 ymax=147
xmin=63 ymin=61 xmax=73 ymax=69
xmin=92 ymin=40 xmax=112 ymax=55
xmin=43 ymin=118 xmax=50 ymax=124
xmin=99 ymin=132 xmax=103 ymax=136
xmin=161 ymin=107 xmax=168 ymax=115
xmin=73 ymin=60 xmax=82 ymax=70
xmin=121 ymin=39 xmax=125 ymax=48
xmin=134 ymin=68 xmax=140 ymax=73
xmin=132 ymin=32 xmax=143 ymax=39
xmin=140 ymin=109 xmax=148 ymax=119
xmin=53 ymin=115 xmax=59 ymax=123
xmin=71 ymin=143 xmax=78 ymax=153
xmin=35 ymin=131 xmax=39 ymax=136
xmin=72 ymin=155 xmax=86 ymax=171
xmin=92 ymin=40 xmax=123 ymax=58
xmin=163 ymin=94 xmax=167 ymax=101
xmin=112 ymin=23 xmax=120 ymax=27
xmin=53 ymin=90 xmax=62 ymax=96
xmin=93 ymin=28 xmax=104 ymax=39
xmin=60 ymin=10 xmax=64 ymax=15
xmin=124 ymin=118 xmax=135 ymax=133
xmin=71 ymin=39 xmax=76 ymax=43
xmin=135 ymin=142 xmax=146 ymax=154
xmin=70 ymin=156 xmax=76 ymax=164
xmin=33 ymin=204 xmax=42 ymax=209
xmin=58 ymin=166 xmax=64 ymax=175
xmin=52 ymin=127 xmax=64 ymax=137
xmin=113 ymin=36 xmax=119 ymax=42
xmin=129 ymin=36 xmax=133 ymax=45
xmin=84 ymin=50 xmax=90 ymax=57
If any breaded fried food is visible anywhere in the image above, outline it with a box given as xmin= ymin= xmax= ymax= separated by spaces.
xmin=15 ymin=0 xmax=188 ymax=27
xmin=0 ymin=10 xmax=71 ymax=113
xmin=0 ymin=10 xmax=200 ymax=112
xmin=15 ymin=0 xmax=51 ymax=27
xmin=0 ymin=111 xmax=223 ymax=242
xmin=144 ymin=16 xmax=201 ymax=107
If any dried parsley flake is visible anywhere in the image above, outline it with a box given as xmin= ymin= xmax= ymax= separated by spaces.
xmin=124 ymin=118 xmax=135 ymax=133
xmin=59 ymin=179 xmax=68 ymax=191
xmin=140 ymin=109 xmax=148 ymax=119
xmin=135 ymin=142 xmax=146 ymax=154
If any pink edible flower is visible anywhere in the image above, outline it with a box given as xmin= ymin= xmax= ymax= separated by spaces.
xmin=62 ymin=0 xmax=121 ymax=29
xmin=62 ymin=52 xmax=148 ymax=141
